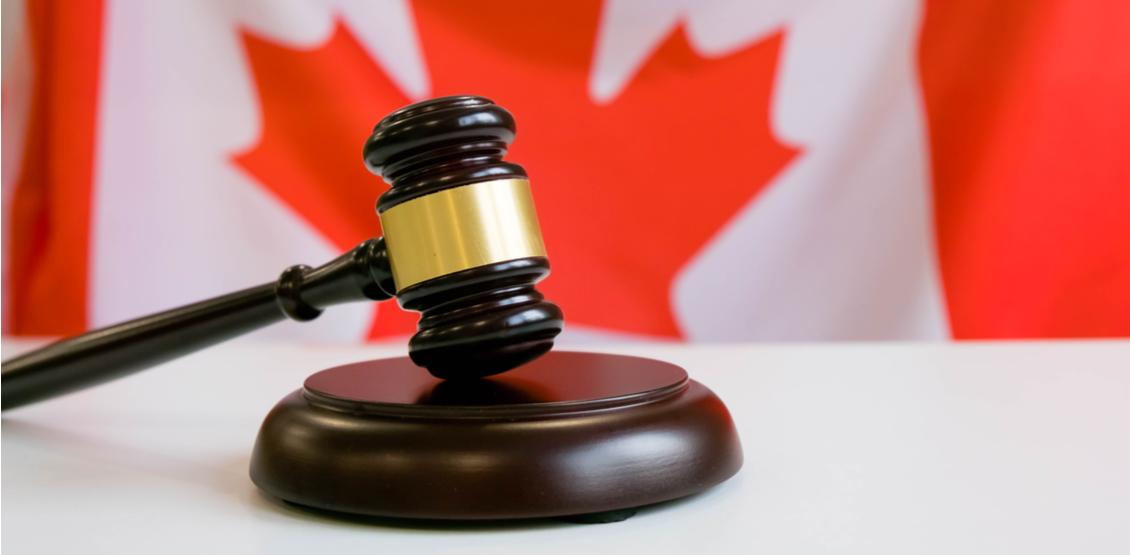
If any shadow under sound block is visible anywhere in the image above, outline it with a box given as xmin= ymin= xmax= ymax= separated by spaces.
xmin=250 ymin=351 xmax=743 ymax=523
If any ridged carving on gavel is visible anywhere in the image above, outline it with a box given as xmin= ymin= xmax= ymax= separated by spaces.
xmin=364 ymin=96 xmax=564 ymax=380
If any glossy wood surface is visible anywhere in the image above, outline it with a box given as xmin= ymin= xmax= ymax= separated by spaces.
xmin=305 ymin=350 xmax=687 ymax=407
xmin=2 ymin=96 xmax=565 ymax=406
xmin=398 ymin=257 xmax=562 ymax=379
xmin=364 ymin=95 xmax=527 ymax=211
xmin=1 ymin=238 xmax=395 ymax=410
xmin=250 ymin=351 xmax=743 ymax=521
xmin=364 ymin=96 xmax=563 ymax=379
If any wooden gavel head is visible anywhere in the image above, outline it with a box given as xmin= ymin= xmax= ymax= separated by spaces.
xmin=364 ymin=95 xmax=564 ymax=380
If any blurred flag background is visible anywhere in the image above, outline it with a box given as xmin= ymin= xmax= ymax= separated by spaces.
xmin=3 ymin=0 xmax=1128 ymax=344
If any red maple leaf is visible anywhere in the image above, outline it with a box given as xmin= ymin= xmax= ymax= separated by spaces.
xmin=235 ymin=0 xmax=798 ymax=339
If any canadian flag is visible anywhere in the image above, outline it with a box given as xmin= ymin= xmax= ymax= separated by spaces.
xmin=3 ymin=0 xmax=1128 ymax=343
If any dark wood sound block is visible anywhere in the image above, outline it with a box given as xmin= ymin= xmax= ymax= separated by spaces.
xmin=250 ymin=351 xmax=742 ymax=522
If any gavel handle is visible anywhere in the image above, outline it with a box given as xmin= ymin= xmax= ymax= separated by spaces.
xmin=1 ymin=238 xmax=396 ymax=411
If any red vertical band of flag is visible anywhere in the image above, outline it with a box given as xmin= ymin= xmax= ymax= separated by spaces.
xmin=6 ymin=0 xmax=105 ymax=334
xmin=920 ymin=0 xmax=1130 ymax=338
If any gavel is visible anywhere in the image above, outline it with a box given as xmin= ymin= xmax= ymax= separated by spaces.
xmin=2 ymin=96 xmax=564 ymax=410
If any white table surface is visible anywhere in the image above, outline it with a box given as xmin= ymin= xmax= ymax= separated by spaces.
xmin=2 ymin=339 xmax=1129 ymax=554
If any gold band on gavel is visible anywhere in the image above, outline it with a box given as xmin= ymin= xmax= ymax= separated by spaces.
xmin=379 ymin=178 xmax=547 ymax=290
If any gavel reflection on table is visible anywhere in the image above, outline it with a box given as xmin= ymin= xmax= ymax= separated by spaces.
xmin=1 ymin=96 xmax=741 ymax=523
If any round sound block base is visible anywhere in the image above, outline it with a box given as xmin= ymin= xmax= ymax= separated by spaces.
xmin=250 ymin=351 xmax=742 ymax=522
